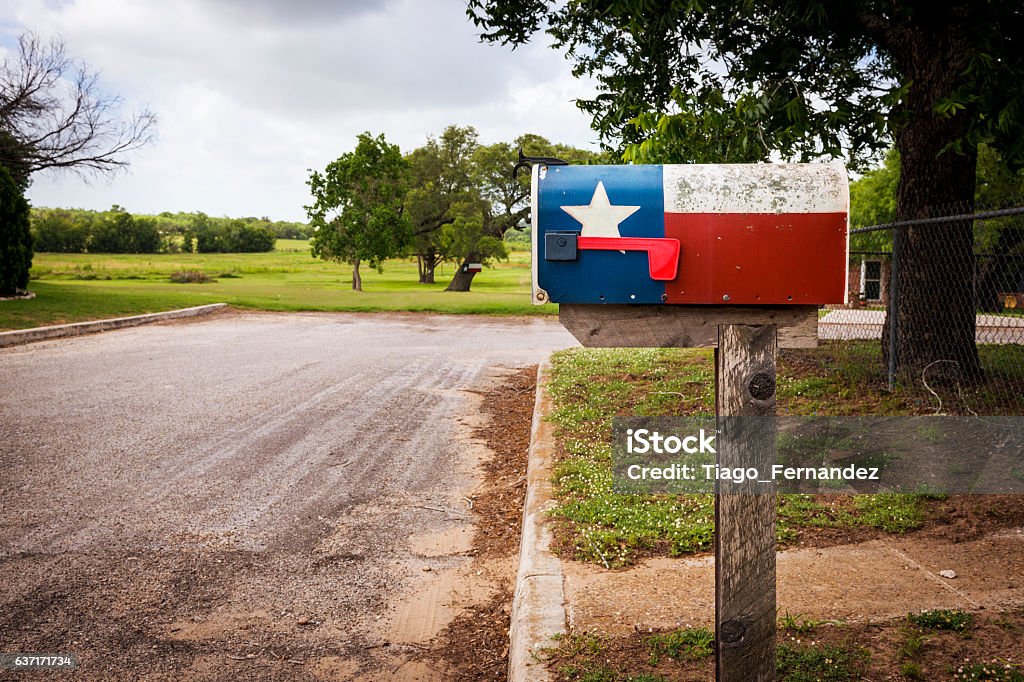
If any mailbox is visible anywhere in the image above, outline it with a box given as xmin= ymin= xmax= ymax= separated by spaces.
xmin=531 ymin=163 xmax=849 ymax=306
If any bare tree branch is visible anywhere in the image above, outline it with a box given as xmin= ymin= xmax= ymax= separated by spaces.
xmin=0 ymin=31 xmax=157 ymax=186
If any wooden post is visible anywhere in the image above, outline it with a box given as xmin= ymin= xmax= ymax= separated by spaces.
xmin=715 ymin=324 xmax=778 ymax=681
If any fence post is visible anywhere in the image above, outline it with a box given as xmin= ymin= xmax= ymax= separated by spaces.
xmin=888 ymin=227 xmax=900 ymax=390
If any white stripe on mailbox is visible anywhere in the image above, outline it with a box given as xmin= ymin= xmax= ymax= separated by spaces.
xmin=663 ymin=162 xmax=848 ymax=215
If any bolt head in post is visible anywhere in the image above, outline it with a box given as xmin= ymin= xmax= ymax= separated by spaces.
xmin=748 ymin=372 xmax=776 ymax=401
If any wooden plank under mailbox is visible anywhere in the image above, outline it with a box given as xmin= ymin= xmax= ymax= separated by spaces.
xmin=558 ymin=304 xmax=818 ymax=349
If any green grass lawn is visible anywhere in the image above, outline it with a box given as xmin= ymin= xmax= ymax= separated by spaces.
xmin=544 ymin=347 xmax=977 ymax=567
xmin=0 ymin=242 xmax=552 ymax=330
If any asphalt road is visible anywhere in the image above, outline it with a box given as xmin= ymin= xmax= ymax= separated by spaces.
xmin=0 ymin=311 xmax=575 ymax=680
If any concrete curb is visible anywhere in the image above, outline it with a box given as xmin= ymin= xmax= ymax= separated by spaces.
xmin=0 ymin=303 xmax=228 ymax=348
xmin=508 ymin=362 xmax=567 ymax=682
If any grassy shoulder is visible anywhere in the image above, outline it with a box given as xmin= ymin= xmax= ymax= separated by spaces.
xmin=545 ymin=345 xmax=1022 ymax=568
xmin=0 ymin=244 xmax=552 ymax=330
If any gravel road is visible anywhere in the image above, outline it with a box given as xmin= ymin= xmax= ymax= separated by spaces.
xmin=0 ymin=311 xmax=574 ymax=680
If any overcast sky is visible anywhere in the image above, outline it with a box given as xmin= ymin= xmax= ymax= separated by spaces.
xmin=2 ymin=0 xmax=600 ymax=221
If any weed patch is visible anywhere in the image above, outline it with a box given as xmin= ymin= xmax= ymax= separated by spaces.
xmin=776 ymin=643 xmax=869 ymax=681
xmin=908 ymin=609 xmax=974 ymax=632
xmin=645 ymin=627 xmax=714 ymax=664
xmin=951 ymin=661 xmax=1024 ymax=681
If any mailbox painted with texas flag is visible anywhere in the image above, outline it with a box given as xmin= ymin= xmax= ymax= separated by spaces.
xmin=531 ymin=162 xmax=849 ymax=305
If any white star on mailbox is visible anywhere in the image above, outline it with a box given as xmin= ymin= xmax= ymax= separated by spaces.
xmin=560 ymin=181 xmax=640 ymax=238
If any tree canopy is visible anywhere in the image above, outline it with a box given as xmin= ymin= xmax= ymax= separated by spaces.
xmin=468 ymin=0 xmax=1024 ymax=377
xmin=468 ymin=1 xmax=1023 ymax=172
xmin=405 ymin=125 xmax=480 ymax=283
xmin=442 ymin=133 xmax=603 ymax=291
xmin=306 ymin=132 xmax=412 ymax=291
xmin=1 ymin=31 xmax=157 ymax=297
xmin=397 ymin=126 xmax=603 ymax=292
xmin=850 ymin=144 xmax=1024 ymax=251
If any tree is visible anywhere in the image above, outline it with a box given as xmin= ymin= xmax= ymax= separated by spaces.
xmin=973 ymin=146 xmax=1024 ymax=311
xmin=850 ymin=144 xmax=1024 ymax=244
xmin=31 ymin=207 xmax=90 ymax=252
xmin=468 ymin=0 xmax=1024 ymax=378
xmin=226 ymin=220 xmax=276 ymax=252
xmin=0 ymin=164 xmax=32 ymax=295
xmin=1 ymin=31 xmax=156 ymax=294
xmin=849 ymin=146 xmax=1024 ymax=310
xmin=89 ymin=205 xmax=161 ymax=253
xmin=184 ymin=215 xmax=276 ymax=253
xmin=405 ymin=125 xmax=480 ymax=283
xmin=849 ymin=149 xmax=899 ymax=254
xmin=444 ymin=134 xmax=602 ymax=292
xmin=0 ymin=32 xmax=156 ymax=184
xmin=306 ymin=133 xmax=412 ymax=291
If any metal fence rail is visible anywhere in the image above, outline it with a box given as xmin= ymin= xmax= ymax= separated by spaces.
xmin=817 ymin=202 xmax=1024 ymax=415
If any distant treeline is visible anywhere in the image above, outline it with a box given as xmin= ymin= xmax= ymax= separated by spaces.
xmin=31 ymin=206 xmax=311 ymax=254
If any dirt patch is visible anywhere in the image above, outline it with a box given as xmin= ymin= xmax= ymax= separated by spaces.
xmin=918 ymin=494 xmax=1024 ymax=543
xmin=564 ymin=524 xmax=1024 ymax=639
xmin=427 ymin=365 xmax=538 ymax=680
xmin=545 ymin=607 xmax=1024 ymax=681
xmin=463 ymin=366 xmax=536 ymax=561
xmin=356 ymin=364 xmax=537 ymax=679
xmin=782 ymin=494 xmax=1024 ymax=552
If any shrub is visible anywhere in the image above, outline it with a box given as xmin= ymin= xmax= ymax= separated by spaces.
xmin=169 ymin=270 xmax=215 ymax=283
xmin=0 ymin=165 xmax=33 ymax=295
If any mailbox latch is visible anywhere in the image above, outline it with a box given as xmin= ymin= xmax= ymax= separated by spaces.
xmin=545 ymin=231 xmax=579 ymax=261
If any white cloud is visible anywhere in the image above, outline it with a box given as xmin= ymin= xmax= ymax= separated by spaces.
xmin=6 ymin=0 xmax=599 ymax=221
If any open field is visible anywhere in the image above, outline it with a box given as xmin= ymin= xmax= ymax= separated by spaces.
xmin=0 ymin=241 xmax=549 ymax=330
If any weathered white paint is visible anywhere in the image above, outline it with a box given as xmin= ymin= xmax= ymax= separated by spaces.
xmin=662 ymin=162 xmax=849 ymax=215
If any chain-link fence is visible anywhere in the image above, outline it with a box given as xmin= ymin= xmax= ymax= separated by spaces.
xmin=817 ymin=202 xmax=1024 ymax=415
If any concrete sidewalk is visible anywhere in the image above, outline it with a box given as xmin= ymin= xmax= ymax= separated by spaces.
xmin=509 ymin=367 xmax=1024 ymax=679
xmin=819 ymin=307 xmax=1024 ymax=343
xmin=565 ymin=529 xmax=1024 ymax=636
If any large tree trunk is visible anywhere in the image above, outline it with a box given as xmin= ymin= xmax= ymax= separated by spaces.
xmin=352 ymin=258 xmax=362 ymax=291
xmin=417 ymin=254 xmax=436 ymax=284
xmin=445 ymin=257 xmax=479 ymax=292
xmin=883 ymin=26 xmax=981 ymax=382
